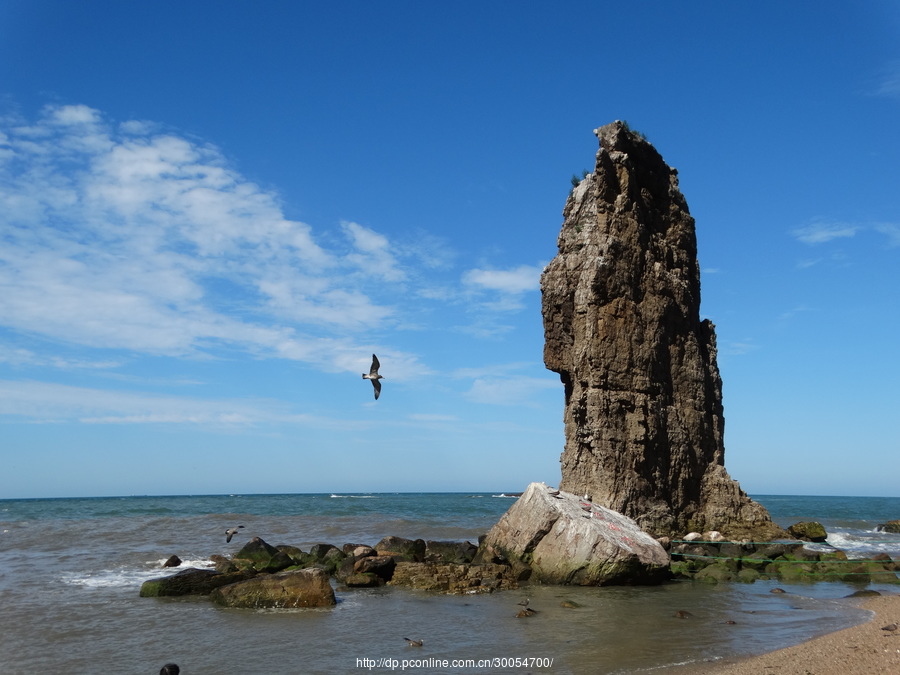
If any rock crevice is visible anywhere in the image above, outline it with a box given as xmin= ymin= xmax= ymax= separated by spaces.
xmin=541 ymin=121 xmax=782 ymax=539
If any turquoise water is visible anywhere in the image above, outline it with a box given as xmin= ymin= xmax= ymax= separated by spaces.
xmin=0 ymin=492 xmax=897 ymax=674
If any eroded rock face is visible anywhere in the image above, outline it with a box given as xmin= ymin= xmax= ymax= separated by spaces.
xmin=541 ymin=121 xmax=782 ymax=539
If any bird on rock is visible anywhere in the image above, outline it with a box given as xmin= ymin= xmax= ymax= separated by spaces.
xmin=362 ymin=354 xmax=383 ymax=400
xmin=225 ymin=525 xmax=244 ymax=543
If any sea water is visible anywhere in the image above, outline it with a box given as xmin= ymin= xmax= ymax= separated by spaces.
xmin=0 ymin=493 xmax=897 ymax=674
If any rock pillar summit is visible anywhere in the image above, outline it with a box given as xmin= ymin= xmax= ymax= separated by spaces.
xmin=541 ymin=121 xmax=782 ymax=539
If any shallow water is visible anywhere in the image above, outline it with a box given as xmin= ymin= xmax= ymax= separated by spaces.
xmin=1 ymin=493 xmax=897 ymax=674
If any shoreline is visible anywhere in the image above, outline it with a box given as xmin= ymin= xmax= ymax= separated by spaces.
xmin=675 ymin=593 xmax=900 ymax=674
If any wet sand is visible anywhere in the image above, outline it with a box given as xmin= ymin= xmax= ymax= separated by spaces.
xmin=678 ymin=593 xmax=900 ymax=674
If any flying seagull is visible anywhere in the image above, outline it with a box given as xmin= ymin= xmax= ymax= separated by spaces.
xmin=225 ymin=525 xmax=245 ymax=543
xmin=362 ymin=354 xmax=383 ymax=400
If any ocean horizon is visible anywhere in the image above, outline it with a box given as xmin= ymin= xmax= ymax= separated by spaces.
xmin=2 ymin=492 xmax=898 ymax=674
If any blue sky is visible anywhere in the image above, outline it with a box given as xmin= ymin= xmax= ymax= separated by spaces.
xmin=1 ymin=2 xmax=898 ymax=499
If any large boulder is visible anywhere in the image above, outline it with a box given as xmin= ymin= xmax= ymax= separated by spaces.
xmin=476 ymin=482 xmax=669 ymax=585
xmin=879 ymin=520 xmax=900 ymax=534
xmin=209 ymin=568 xmax=336 ymax=608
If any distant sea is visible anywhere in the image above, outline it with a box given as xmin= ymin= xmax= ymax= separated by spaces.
xmin=1 ymin=492 xmax=898 ymax=674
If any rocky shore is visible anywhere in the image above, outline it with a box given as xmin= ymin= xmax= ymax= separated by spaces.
xmin=140 ymin=502 xmax=898 ymax=611
xmin=140 ymin=532 xmax=523 ymax=608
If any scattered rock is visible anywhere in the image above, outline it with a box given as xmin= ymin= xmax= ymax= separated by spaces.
xmin=878 ymin=520 xmax=900 ymax=534
xmin=232 ymin=537 xmax=290 ymax=573
xmin=845 ymin=590 xmax=881 ymax=598
xmin=353 ymin=555 xmax=396 ymax=582
xmin=425 ymin=540 xmax=478 ymax=564
xmin=162 ymin=555 xmax=182 ymax=568
xmin=375 ymin=536 xmax=426 ymax=562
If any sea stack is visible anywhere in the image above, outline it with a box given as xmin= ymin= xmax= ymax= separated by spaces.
xmin=540 ymin=121 xmax=782 ymax=539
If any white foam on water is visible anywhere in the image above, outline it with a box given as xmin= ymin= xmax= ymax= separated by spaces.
xmin=824 ymin=528 xmax=900 ymax=558
xmin=59 ymin=558 xmax=214 ymax=589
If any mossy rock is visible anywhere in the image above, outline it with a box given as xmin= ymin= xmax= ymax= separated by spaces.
xmin=693 ymin=563 xmax=735 ymax=583
xmin=787 ymin=521 xmax=828 ymax=542
xmin=736 ymin=568 xmax=761 ymax=583
xmin=775 ymin=562 xmax=816 ymax=583
xmin=140 ymin=568 xmax=248 ymax=597
xmin=233 ymin=537 xmax=284 ymax=572
xmin=669 ymin=561 xmax=695 ymax=579
xmin=344 ymin=573 xmax=384 ymax=587
xmin=879 ymin=520 xmax=900 ymax=534
xmin=276 ymin=545 xmax=306 ymax=562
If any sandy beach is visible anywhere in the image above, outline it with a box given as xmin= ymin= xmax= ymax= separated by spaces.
xmin=678 ymin=593 xmax=900 ymax=675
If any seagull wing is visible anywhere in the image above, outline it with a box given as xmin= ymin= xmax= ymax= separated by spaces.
xmin=372 ymin=378 xmax=381 ymax=400
xmin=369 ymin=354 xmax=380 ymax=376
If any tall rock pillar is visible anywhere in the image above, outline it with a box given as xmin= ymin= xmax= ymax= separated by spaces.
xmin=541 ymin=121 xmax=781 ymax=539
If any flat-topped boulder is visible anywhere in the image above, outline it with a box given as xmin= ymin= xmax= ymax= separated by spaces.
xmin=476 ymin=482 xmax=669 ymax=585
xmin=209 ymin=568 xmax=335 ymax=608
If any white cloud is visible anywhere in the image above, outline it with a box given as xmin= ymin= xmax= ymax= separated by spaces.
xmin=341 ymin=220 xmax=406 ymax=282
xmin=791 ymin=222 xmax=859 ymax=245
xmin=0 ymin=105 xmax=414 ymax=367
xmin=874 ymin=61 xmax=900 ymax=98
xmin=874 ymin=222 xmax=900 ymax=247
xmin=462 ymin=264 xmax=543 ymax=294
xmin=464 ymin=375 xmax=560 ymax=407
xmin=0 ymin=378 xmax=310 ymax=427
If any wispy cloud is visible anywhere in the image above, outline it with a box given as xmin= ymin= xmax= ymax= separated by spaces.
xmin=0 ymin=105 xmax=432 ymax=371
xmin=0 ymin=379 xmax=313 ymax=427
xmin=873 ymin=61 xmax=900 ymax=98
xmin=464 ymin=375 xmax=560 ymax=407
xmin=462 ymin=264 xmax=543 ymax=294
xmin=791 ymin=222 xmax=859 ymax=245
xmin=874 ymin=223 xmax=900 ymax=247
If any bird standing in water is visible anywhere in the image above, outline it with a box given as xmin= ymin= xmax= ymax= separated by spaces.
xmin=362 ymin=354 xmax=383 ymax=400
